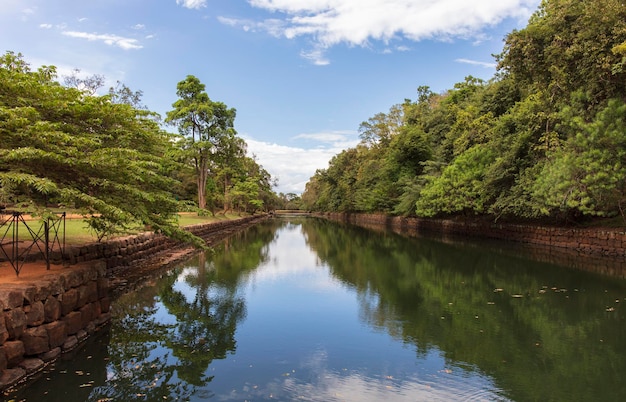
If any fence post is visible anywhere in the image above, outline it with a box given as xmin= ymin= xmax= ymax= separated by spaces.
xmin=45 ymin=219 xmax=50 ymax=270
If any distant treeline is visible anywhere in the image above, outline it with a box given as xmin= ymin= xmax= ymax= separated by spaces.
xmin=302 ymin=0 xmax=626 ymax=224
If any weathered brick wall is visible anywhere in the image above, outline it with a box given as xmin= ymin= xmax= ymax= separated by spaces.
xmin=316 ymin=212 xmax=626 ymax=276
xmin=0 ymin=261 xmax=110 ymax=389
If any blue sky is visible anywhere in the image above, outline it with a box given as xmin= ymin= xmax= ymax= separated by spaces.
xmin=1 ymin=0 xmax=540 ymax=194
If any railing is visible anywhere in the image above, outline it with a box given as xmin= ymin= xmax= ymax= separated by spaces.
xmin=0 ymin=211 xmax=66 ymax=276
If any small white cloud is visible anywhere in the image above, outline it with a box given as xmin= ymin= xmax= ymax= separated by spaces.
xmin=39 ymin=23 xmax=52 ymax=29
xmin=293 ymin=130 xmax=358 ymax=148
xmin=133 ymin=24 xmax=146 ymax=30
xmin=300 ymin=48 xmax=330 ymax=66
xmin=78 ymin=17 xmax=88 ymax=23
xmin=176 ymin=0 xmax=207 ymax=10
xmin=62 ymin=31 xmax=143 ymax=50
xmin=455 ymin=58 xmax=497 ymax=68
xmin=218 ymin=16 xmax=242 ymax=28
xmin=217 ymin=16 xmax=286 ymax=37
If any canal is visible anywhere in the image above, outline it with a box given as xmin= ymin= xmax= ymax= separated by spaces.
xmin=6 ymin=217 xmax=626 ymax=401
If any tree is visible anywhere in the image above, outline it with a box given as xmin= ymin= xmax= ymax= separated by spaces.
xmin=0 ymin=52 xmax=196 ymax=243
xmin=533 ymin=100 xmax=626 ymax=219
xmin=166 ymin=75 xmax=236 ymax=210
xmin=358 ymin=104 xmax=404 ymax=148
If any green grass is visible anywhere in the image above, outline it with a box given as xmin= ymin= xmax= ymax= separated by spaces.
xmin=1 ymin=212 xmax=245 ymax=246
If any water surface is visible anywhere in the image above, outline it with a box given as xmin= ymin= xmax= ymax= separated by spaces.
xmin=8 ymin=218 xmax=626 ymax=401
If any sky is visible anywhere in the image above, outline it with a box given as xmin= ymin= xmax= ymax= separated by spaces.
xmin=0 ymin=0 xmax=540 ymax=194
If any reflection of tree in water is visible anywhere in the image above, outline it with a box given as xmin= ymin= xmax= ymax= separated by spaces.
xmin=301 ymin=218 xmax=626 ymax=402
xmin=89 ymin=221 xmax=283 ymax=401
xmin=88 ymin=281 xmax=188 ymax=401
xmin=160 ymin=252 xmax=246 ymax=386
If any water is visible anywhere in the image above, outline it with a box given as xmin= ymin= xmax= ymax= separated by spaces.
xmin=7 ymin=218 xmax=626 ymax=401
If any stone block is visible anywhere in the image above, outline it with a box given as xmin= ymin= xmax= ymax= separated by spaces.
xmin=18 ymin=357 xmax=44 ymax=374
xmin=62 ymin=335 xmax=78 ymax=352
xmin=0 ymin=367 xmax=26 ymax=389
xmin=77 ymin=329 xmax=88 ymax=342
xmin=4 ymin=308 xmax=26 ymax=340
xmin=44 ymin=296 xmax=61 ymax=323
xmin=22 ymin=326 xmax=49 ymax=356
xmin=25 ymin=301 xmax=45 ymax=327
xmin=77 ymin=285 xmax=88 ymax=309
xmin=95 ymin=312 xmax=111 ymax=327
xmin=0 ymin=289 xmax=24 ymax=310
xmin=100 ymin=297 xmax=111 ymax=313
xmin=81 ymin=281 xmax=99 ymax=306
xmin=59 ymin=288 xmax=78 ymax=316
xmin=45 ymin=321 xmax=67 ymax=349
xmin=40 ymin=346 xmax=61 ymax=362
xmin=62 ymin=311 xmax=82 ymax=335
xmin=0 ymin=311 xmax=8 ymax=345
xmin=64 ymin=269 xmax=83 ymax=289
xmin=80 ymin=303 xmax=97 ymax=328
xmin=97 ymin=277 xmax=109 ymax=298
xmin=0 ymin=346 xmax=6 ymax=371
xmin=3 ymin=340 xmax=24 ymax=367
xmin=86 ymin=321 xmax=96 ymax=335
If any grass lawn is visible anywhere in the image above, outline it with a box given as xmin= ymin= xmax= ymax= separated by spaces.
xmin=1 ymin=212 xmax=245 ymax=246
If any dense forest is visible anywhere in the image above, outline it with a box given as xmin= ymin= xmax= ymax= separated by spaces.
xmin=302 ymin=0 xmax=626 ymax=225
xmin=0 ymin=53 xmax=280 ymax=243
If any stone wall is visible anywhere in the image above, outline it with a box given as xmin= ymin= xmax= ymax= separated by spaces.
xmin=316 ymin=212 xmax=626 ymax=277
xmin=0 ymin=261 xmax=110 ymax=389
xmin=0 ymin=214 xmax=267 ymax=391
xmin=65 ymin=215 xmax=266 ymax=269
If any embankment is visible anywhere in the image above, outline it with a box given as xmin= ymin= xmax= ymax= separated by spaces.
xmin=315 ymin=212 xmax=626 ymax=277
xmin=0 ymin=214 xmax=267 ymax=392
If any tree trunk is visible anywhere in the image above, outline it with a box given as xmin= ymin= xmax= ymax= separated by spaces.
xmin=197 ymin=154 xmax=209 ymax=210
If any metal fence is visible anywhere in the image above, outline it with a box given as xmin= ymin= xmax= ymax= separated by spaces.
xmin=0 ymin=211 xmax=66 ymax=276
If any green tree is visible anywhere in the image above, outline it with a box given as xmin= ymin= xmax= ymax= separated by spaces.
xmin=416 ymin=146 xmax=496 ymax=217
xmin=0 ymin=51 xmax=193 ymax=243
xmin=166 ymin=75 xmax=236 ymax=210
xmin=533 ymin=100 xmax=626 ymax=219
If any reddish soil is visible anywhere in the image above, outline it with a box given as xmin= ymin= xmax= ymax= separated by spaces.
xmin=0 ymin=260 xmax=70 ymax=284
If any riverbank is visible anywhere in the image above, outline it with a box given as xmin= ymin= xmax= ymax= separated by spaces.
xmin=0 ymin=214 xmax=268 ymax=393
xmin=314 ymin=212 xmax=626 ymax=277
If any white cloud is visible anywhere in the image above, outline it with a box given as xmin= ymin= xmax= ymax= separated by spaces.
xmin=300 ymin=47 xmax=329 ymax=66
xmin=293 ymin=130 xmax=358 ymax=148
xmin=455 ymin=58 xmax=497 ymax=68
xmin=244 ymin=130 xmax=359 ymax=194
xmin=62 ymin=31 xmax=143 ymax=50
xmin=133 ymin=24 xmax=146 ymax=30
xmin=176 ymin=0 xmax=207 ymax=9
xmin=39 ymin=23 xmax=52 ymax=29
xmin=226 ymin=0 xmax=539 ymax=63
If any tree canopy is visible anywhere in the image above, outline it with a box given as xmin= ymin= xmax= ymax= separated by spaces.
xmin=302 ymin=0 xmax=626 ymax=225
xmin=0 ymin=52 xmax=278 ymax=244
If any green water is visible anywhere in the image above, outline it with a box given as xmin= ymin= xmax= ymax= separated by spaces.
xmin=7 ymin=218 xmax=626 ymax=401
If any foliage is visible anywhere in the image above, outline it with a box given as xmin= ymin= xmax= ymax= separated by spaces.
xmin=0 ymin=51 xmax=202 ymax=244
xmin=302 ymin=0 xmax=626 ymax=224
xmin=165 ymin=75 xmax=237 ymax=211
xmin=165 ymin=76 xmax=275 ymax=215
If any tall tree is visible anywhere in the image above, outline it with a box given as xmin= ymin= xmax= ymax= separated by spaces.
xmin=166 ymin=75 xmax=236 ymax=210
